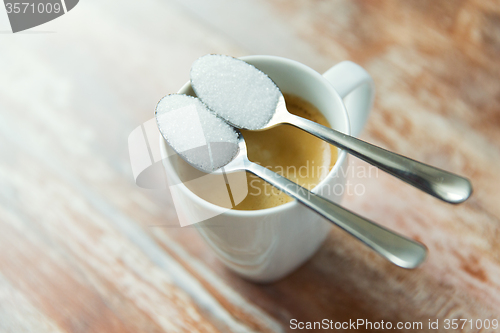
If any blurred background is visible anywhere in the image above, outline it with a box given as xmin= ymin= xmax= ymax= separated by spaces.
xmin=1 ymin=0 xmax=499 ymax=332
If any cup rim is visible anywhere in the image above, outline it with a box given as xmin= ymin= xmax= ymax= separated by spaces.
xmin=160 ymin=55 xmax=350 ymax=217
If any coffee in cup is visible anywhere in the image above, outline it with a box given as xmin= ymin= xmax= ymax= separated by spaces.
xmin=235 ymin=93 xmax=337 ymax=210
xmin=175 ymin=92 xmax=337 ymax=211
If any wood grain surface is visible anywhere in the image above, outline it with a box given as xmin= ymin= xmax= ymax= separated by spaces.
xmin=1 ymin=0 xmax=499 ymax=332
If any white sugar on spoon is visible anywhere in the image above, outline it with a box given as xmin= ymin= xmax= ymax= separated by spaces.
xmin=155 ymin=94 xmax=239 ymax=173
xmin=155 ymin=92 xmax=427 ymax=269
xmin=190 ymin=54 xmax=472 ymax=204
xmin=190 ymin=54 xmax=280 ymax=130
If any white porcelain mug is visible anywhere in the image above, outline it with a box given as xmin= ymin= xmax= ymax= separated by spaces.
xmin=160 ymin=55 xmax=374 ymax=282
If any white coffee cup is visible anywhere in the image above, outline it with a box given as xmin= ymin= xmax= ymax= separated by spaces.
xmin=160 ymin=55 xmax=374 ymax=282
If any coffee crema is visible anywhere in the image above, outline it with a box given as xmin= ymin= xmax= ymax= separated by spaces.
xmin=233 ymin=93 xmax=337 ymax=210
xmin=177 ymin=93 xmax=337 ymax=211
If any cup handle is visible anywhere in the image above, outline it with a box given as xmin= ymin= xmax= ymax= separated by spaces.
xmin=323 ymin=61 xmax=375 ymax=137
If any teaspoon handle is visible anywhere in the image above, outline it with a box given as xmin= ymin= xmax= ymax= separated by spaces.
xmin=285 ymin=114 xmax=472 ymax=204
xmin=245 ymin=161 xmax=427 ymax=269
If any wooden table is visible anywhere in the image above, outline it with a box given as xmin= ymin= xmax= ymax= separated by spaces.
xmin=1 ymin=0 xmax=499 ymax=332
